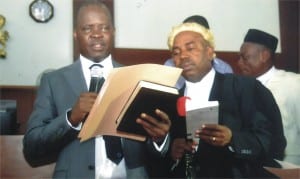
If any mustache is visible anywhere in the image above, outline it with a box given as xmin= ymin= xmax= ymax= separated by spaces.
xmin=89 ymin=38 xmax=106 ymax=46
xmin=178 ymin=59 xmax=193 ymax=68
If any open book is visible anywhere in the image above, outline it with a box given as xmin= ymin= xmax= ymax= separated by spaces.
xmin=78 ymin=64 xmax=182 ymax=142
xmin=186 ymin=101 xmax=219 ymax=141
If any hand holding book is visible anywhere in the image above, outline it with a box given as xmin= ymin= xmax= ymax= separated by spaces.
xmin=136 ymin=109 xmax=171 ymax=142
xmin=116 ymin=80 xmax=179 ymax=138
xmin=78 ymin=64 xmax=182 ymax=142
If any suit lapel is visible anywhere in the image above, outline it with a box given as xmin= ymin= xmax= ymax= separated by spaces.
xmin=209 ymin=72 xmax=223 ymax=101
xmin=179 ymin=72 xmax=222 ymax=100
xmin=63 ymin=60 xmax=87 ymax=97
xmin=62 ymin=59 xmax=122 ymax=97
xmin=112 ymin=59 xmax=123 ymax=68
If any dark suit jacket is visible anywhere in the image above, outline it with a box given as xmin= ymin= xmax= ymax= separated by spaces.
xmin=168 ymin=72 xmax=286 ymax=178
xmin=23 ymin=59 xmax=168 ymax=178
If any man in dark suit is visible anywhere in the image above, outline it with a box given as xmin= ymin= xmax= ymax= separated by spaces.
xmin=23 ymin=1 xmax=171 ymax=178
xmin=166 ymin=22 xmax=285 ymax=178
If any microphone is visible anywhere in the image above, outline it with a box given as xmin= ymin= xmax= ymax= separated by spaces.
xmin=89 ymin=64 xmax=105 ymax=93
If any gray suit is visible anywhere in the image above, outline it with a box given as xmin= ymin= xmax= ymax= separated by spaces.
xmin=23 ymin=60 xmax=168 ymax=178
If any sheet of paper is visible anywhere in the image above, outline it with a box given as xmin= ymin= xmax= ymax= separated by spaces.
xmin=186 ymin=101 xmax=219 ymax=141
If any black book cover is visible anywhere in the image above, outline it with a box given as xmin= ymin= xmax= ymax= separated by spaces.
xmin=116 ymin=81 xmax=180 ymax=136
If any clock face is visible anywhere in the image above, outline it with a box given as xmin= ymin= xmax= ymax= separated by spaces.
xmin=29 ymin=0 xmax=54 ymax=23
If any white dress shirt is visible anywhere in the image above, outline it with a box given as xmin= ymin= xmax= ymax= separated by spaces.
xmin=257 ymin=66 xmax=300 ymax=165
xmin=185 ymin=68 xmax=216 ymax=111
xmin=71 ymin=55 xmax=127 ymax=178
xmin=68 ymin=56 xmax=169 ymax=177
xmin=257 ymin=66 xmax=276 ymax=85
xmin=182 ymin=69 xmax=220 ymax=152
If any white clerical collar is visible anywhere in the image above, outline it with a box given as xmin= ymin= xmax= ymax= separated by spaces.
xmin=185 ymin=68 xmax=216 ymax=90
xmin=257 ymin=66 xmax=277 ymax=85
xmin=185 ymin=68 xmax=216 ymax=110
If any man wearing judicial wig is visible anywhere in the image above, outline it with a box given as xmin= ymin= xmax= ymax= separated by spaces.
xmin=164 ymin=15 xmax=233 ymax=90
xmin=238 ymin=28 xmax=299 ymax=165
xmin=167 ymin=22 xmax=284 ymax=177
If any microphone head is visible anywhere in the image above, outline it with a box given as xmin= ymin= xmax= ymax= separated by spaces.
xmin=90 ymin=65 xmax=104 ymax=78
xmin=89 ymin=64 xmax=105 ymax=93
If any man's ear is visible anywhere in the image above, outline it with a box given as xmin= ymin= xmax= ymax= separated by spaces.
xmin=207 ymin=46 xmax=215 ymax=62
xmin=261 ymin=49 xmax=271 ymax=63
xmin=73 ymin=31 xmax=77 ymax=41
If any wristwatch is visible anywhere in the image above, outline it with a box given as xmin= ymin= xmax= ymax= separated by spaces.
xmin=29 ymin=0 xmax=54 ymax=23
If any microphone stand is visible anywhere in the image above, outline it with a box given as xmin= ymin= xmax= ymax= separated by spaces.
xmin=185 ymin=138 xmax=195 ymax=179
xmin=176 ymin=96 xmax=196 ymax=178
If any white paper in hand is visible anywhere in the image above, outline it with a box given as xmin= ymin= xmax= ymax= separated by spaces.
xmin=186 ymin=101 xmax=219 ymax=141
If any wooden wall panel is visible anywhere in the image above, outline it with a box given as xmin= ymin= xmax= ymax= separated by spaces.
xmin=277 ymin=0 xmax=300 ymax=73
xmin=0 ymin=135 xmax=55 ymax=178
xmin=112 ymin=48 xmax=170 ymax=65
xmin=0 ymin=86 xmax=37 ymax=134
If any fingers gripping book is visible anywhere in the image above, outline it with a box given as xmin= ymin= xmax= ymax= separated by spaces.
xmin=78 ymin=64 xmax=182 ymax=142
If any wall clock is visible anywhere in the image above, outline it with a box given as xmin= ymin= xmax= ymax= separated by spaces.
xmin=29 ymin=0 xmax=54 ymax=23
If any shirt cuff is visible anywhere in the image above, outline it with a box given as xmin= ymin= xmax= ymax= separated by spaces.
xmin=228 ymin=145 xmax=235 ymax=152
xmin=66 ymin=108 xmax=82 ymax=130
xmin=153 ymin=133 xmax=169 ymax=151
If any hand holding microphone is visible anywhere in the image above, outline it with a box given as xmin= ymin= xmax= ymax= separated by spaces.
xmin=68 ymin=64 xmax=104 ymax=126
xmin=89 ymin=64 xmax=105 ymax=93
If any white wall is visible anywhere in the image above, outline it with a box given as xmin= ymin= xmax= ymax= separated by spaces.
xmin=0 ymin=0 xmax=281 ymax=86
xmin=0 ymin=0 xmax=73 ymax=86
xmin=114 ymin=0 xmax=281 ymax=52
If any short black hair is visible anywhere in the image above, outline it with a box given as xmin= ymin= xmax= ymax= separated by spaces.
xmin=74 ymin=0 xmax=113 ymax=28
xmin=183 ymin=15 xmax=210 ymax=29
